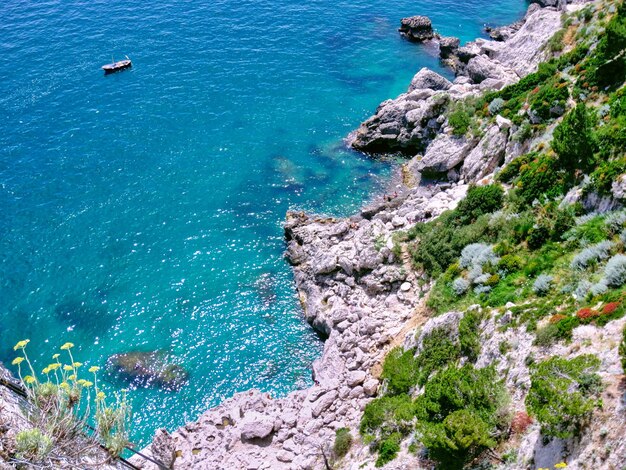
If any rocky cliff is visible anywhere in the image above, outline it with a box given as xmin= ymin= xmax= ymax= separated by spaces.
xmin=129 ymin=2 xmax=621 ymax=469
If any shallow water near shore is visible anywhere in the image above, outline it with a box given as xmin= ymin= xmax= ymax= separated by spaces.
xmin=1 ymin=0 xmax=529 ymax=444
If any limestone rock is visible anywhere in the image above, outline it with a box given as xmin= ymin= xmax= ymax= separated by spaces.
xmin=461 ymin=125 xmax=509 ymax=180
xmin=415 ymin=134 xmax=474 ymax=175
xmin=399 ymin=16 xmax=434 ymax=41
xmin=439 ymin=36 xmax=460 ymax=58
xmin=408 ymin=67 xmax=452 ymax=92
xmin=240 ymin=412 xmax=275 ymax=441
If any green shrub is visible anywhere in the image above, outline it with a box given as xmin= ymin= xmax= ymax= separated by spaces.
xmin=547 ymin=29 xmax=566 ymax=52
xmin=375 ymin=433 xmax=402 ymax=467
xmin=534 ymin=323 xmax=560 ymax=347
xmin=528 ymin=78 xmax=569 ymax=121
xmin=516 ymin=154 xmax=565 ymax=205
xmin=497 ymin=254 xmax=524 ymax=273
xmin=456 ymin=184 xmax=505 ymax=224
xmin=333 ymin=428 xmax=353 ymax=458
xmin=552 ymin=103 xmax=597 ymax=173
xmin=526 ymin=355 xmax=602 ymax=438
xmin=583 ymin=2 xmax=626 ymax=88
xmin=15 ymin=429 xmax=53 ymax=462
xmin=381 ymin=347 xmax=419 ymax=396
xmin=420 ymin=410 xmax=496 ymax=470
xmin=360 ymin=395 xmax=415 ymax=437
xmin=408 ymin=211 xmax=491 ymax=276
xmin=415 ymin=327 xmax=461 ymax=386
xmin=414 ymin=365 xmax=509 ymax=469
xmin=459 ymin=310 xmax=482 ymax=362
xmin=448 ymin=106 xmax=472 ymax=136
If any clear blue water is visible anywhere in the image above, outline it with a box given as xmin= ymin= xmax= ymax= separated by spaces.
xmin=0 ymin=0 xmax=529 ymax=445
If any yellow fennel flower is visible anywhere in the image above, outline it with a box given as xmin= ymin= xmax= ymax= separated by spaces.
xmin=23 ymin=375 xmax=36 ymax=384
xmin=96 ymin=391 xmax=106 ymax=401
xmin=555 ymin=464 xmax=568 ymax=469
xmin=63 ymin=365 xmax=73 ymax=371
xmin=11 ymin=357 xmax=24 ymax=366
xmin=60 ymin=342 xmax=74 ymax=350
xmin=88 ymin=366 xmax=100 ymax=373
xmin=13 ymin=339 xmax=30 ymax=350
xmin=72 ymin=362 xmax=83 ymax=368
xmin=52 ymin=353 xmax=60 ymax=359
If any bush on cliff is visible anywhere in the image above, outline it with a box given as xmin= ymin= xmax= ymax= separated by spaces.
xmin=333 ymin=428 xmax=353 ymax=458
xmin=526 ymin=355 xmax=602 ymax=438
xmin=381 ymin=347 xmax=419 ymax=396
xmin=414 ymin=364 xmax=510 ymax=469
xmin=456 ymin=184 xmax=504 ymax=224
xmin=415 ymin=326 xmax=461 ymax=386
xmin=458 ymin=310 xmax=482 ymax=362
xmin=552 ymin=103 xmax=597 ymax=173
xmin=448 ymin=104 xmax=472 ymax=136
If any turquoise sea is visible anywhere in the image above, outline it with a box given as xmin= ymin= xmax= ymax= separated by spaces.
xmin=1 ymin=0 xmax=529 ymax=445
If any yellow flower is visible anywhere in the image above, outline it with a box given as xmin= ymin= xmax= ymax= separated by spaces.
xmin=63 ymin=365 xmax=73 ymax=371
xmin=23 ymin=375 xmax=36 ymax=384
xmin=68 ymin=374 xmax=77 ymax=381
xmin=88 ymin=366 xmax=100 ymax=373
xmin=77 ymin=379 xmax=87 ymax=385
xmin=60 ymin=382 xmax=70 ymax=390
xmin=42 ymin=367 xmax=50 ymax=375
xmin=48 ymin=363 xmax=60 ymax=371
xmin=96 ymin=391 xmax=106 ymax=401
xmin=11 ymin=357 xmax=24 ymax=366
xmin=555 ymin=464 xmax=568 ymax=469
xmin=82 ymin=381 xmax=93 ymax=388
xmin=52 ymin=353 xmax=60 ymax=359
xmin=13 ymin=339 xmax=30 ymax=351
xmin=60 ymin=342 xmax=74 ymax=350
xmin=72 ymin=362 xmax=83 ymax=368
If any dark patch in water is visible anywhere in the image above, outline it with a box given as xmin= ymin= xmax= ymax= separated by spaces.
xmin=54 ymin=298 xmax=113 ymax=333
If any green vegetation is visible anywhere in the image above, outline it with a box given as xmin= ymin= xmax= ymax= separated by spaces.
xmin=415 ymin=365 xmax=509 ymax=469
xmin=552 ymin=103 xmax=597 ymax=172
xmin=360 ymin=3 xmax=626 ymax=466
xmin=448 ymin=103 xmax=472 ymax=136
xmin=458 ymin=310 xmax=482 ymax=362
xmin=9 ymin=340 xmax=131 ymax=466
xmin=381 ymin=347 xmax=419 ymax=396
xmin=333 ymin=428 xmax=353 ymax=459
xmin=526 ymin=355 xmax=602 ymax=438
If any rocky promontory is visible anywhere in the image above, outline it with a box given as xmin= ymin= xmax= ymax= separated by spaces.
xmin=130 ymin=1 xmax=626 ymax=469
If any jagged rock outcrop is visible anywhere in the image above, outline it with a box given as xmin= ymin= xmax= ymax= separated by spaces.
xmin=461 ymin=124 xmax=510 ymax=180
xmin=131 ymin=182 xmax=470 ymax=470
xmin=413 ymin=134 xmax=475 ymax=176
xmin=408 ymin=68 xmax=452 ymax=92
xmin=438 ymin=36 xmax=460 ymax=58
xmin=398 ymin=16 xmax=434 ymax=42
xmin=350 ymin=4 xmax=561 ymax=168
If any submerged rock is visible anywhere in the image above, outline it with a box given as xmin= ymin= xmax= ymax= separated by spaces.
xmin=399 ymin=16 xmax=434 ymax=42
xmin=108 ymin=351 xmax=189 ymax=391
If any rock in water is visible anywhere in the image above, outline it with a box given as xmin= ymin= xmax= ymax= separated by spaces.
xmin=399 ymin=16 xmax=434 ymax=42
xmin=438 ymin=36 xmax=460 ymax=58
xmin=108 ymin=351 xmax=189 ymax=391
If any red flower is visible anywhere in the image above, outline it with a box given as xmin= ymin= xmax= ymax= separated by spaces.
xmin=602 ymin=302 xmax=621 ymax=315
xmin=576 ymin=308 xmax=599 ymax=320
xmin=511 ymin=412 xmax=533 ymax=434
xmin=549 ymin=314 xmax=567 ymax=324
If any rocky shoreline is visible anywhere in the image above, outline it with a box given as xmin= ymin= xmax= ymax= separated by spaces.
xmin=127 ymin=3 xmax=581 ymax=469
